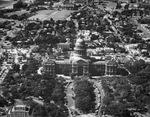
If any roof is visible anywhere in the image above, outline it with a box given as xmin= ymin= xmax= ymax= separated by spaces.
xmin=44 ymin=60 xmax=55 ymax=64
xmin=70 ymin=56 xmax=89 ymax=64
xmin=15 ymin=105 xmax=26 ymax=108
xmin=55 ymin=59 xmax=70 ymax=64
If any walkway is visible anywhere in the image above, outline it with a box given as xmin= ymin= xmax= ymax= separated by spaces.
xmin=66 ymin=82 xmax=74 ymax=117
xmin=66 ymin=81 xmax=83 ymax=117
xmin=67 ymin=82 xmax=74 ymax=108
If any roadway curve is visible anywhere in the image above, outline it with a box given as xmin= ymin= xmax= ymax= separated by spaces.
xmin=91 ymin=80 xmax=105 ymax=117
xmin=66 ymin=79 xmax=105 ymax=117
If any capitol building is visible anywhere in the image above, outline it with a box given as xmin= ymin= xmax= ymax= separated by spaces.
xmin=43 ymin=38 xmax=118 ymax=77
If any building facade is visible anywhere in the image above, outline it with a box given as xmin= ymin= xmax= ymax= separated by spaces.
xmin=43 ymin=60 xmax=56 ymax=77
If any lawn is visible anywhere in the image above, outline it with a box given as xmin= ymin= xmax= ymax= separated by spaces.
xmin=46 ymin=10 xmax=75 ymax=21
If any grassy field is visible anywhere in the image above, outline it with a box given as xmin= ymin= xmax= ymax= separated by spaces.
xmin=47 ymin=10 xmax=75 ymax=21
xmin=29 ymin=10 xmax=75 ymax=21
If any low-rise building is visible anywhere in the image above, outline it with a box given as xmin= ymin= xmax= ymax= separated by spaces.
xmin=7 ymin=104 xmax=30 ymax=117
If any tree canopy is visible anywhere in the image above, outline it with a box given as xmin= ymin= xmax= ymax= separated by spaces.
xmin=74 ymin=76 xmax=95 ymax=113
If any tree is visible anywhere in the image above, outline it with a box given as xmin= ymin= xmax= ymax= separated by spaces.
xmin=74 ymin=77 xmax=95 ymax=113
xmin=32 ymin=105 xmax=47 ymax=117
xmin=0 ymin=95 xmax=8 ymax=107
xmin=49 ymin=1 xmax=54 ymax=9
xmin=101 ymin=75 xmax=150 ymax=117
xmin=22 ymin=64 xmax=28 ymax=71
xmin=117 ymin=68 xmax=129 ymax=76
xmin=103 ymin=96 xmax=114 ymax=106
xmin=51 ymin=83 xmax=65 ymax=104
xmin=25 ymin=58 xmax=40 ymax=75
xmin=12 ymin=64 xmax=20 ymax=72
xmin=75 ymin=95 xmax=94 ymax=113
xmin=26 ymin=100 xmax=38 ymax=115
xmin=45 ymin=103 xmax=68 ymax=117
xmin=13 ymin=1 xmax=27 ymax=9
xmin=125 ymin=59 xmax=146 ymax=74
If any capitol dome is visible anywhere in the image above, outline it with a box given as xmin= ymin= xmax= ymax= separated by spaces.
xmin=74 ymin=38 xmax=86 ymax=51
